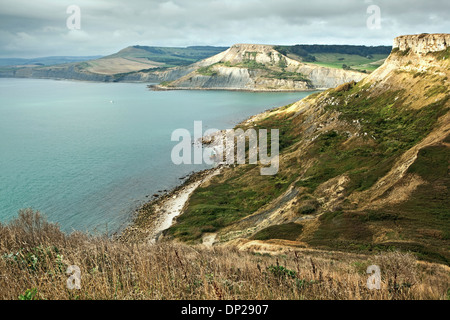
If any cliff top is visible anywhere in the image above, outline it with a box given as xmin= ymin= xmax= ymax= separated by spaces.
xmin=230 ymin=44 xmax=274 ymax=50
xmin=393 ymin=33 xmax=450 ymax=54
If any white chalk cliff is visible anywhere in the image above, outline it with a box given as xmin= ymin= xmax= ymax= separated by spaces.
xmin=155 ymin=44 xmax=368 ymax=91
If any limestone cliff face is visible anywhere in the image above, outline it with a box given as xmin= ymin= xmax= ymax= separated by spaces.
xmin=216 ymin=44 xmax=285 ymax=65
xmin=164 ymin=66 xmax=255 ymax=89
xmin=157 ymin=43 xmax=367 ymax=91
xmin=125 ymin=66 xmax=196 ymax=82
xmin=365 ymin=33 xmax=450 ymax=85
xmin=295 ymin=64 xmax=365 ymax=89
xmin=160 ymin=65 xmax=314 ymax=91
xmin=393 ymin=33 xmax=450 ymax=54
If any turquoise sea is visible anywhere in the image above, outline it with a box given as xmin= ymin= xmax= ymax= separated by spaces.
xmin=0 ymin=78 xmax=316 ymax=233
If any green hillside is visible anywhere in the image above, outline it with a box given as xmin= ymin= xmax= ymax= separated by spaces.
xmin=107 ymin=45 xmax=229 ymax=67
xmin=275 ymin=44 xmax=391 ymax=72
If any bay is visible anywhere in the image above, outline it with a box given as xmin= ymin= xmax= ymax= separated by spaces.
xmin=0 ymin=78 xmax=317 ymax=233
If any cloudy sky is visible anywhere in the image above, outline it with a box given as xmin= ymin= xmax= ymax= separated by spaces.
xmin=0 ymin=0 xmax=448 ymax=58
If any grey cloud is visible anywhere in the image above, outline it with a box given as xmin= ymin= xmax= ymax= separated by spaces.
xmin=0 ymin=0 xmax=448 ymax=58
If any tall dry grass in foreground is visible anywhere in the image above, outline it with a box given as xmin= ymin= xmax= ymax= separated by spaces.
xmin=0 ymin=209 xmax=448 ymax=300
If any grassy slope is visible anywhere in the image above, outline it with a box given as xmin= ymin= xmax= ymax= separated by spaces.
xmin=107 ymin=45 xmax=228 ymax=67
xmin=1 ymin=211 xmax=448 ymax=300
xmin=275 ymin=45 xmax=391 ymax=73
xmin=283 ymin=52 xmax=387 ymax=72
xmin=305 ymin=53 xmax=387 ymax=72
xmin=83 ymin=46 xmax=229 ymax=75
xmin=306 ymin=85 xmax=449 ymax=263
xmin=1 ymin=46 xmax=228 ymax=77
xmin=167 ymin=48 xmax=450 ymax=264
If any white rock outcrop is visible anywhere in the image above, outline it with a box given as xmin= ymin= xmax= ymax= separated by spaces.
xmin=393 ymin=33 xmax=450 ymax=55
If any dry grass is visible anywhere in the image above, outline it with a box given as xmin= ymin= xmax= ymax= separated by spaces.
xmin=85 ymin=57 xmax=162 ymax=75
xmin=0 ymin=209 xmax=448 ymax=300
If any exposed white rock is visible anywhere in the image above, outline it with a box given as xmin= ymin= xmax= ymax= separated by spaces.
xmin=393 ymin=33 xmax=450 ymax=55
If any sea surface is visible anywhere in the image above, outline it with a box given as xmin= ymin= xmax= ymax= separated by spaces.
xmin=0 ymin=78 xmax=316 ymax=233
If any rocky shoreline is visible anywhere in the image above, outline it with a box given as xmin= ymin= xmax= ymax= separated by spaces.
xmin=148 ymin=84 xmax=321 ymax=92
xmin=119 ymin=166 xmax=223 ymax=243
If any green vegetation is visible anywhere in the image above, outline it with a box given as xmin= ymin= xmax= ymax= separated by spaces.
xmin=218 ymin=58 xmax=268 ymax=71
xmin=277 ymin=54 xmax=288 ymax=69
xmin=163 ymin=45 xmax=449 ymax=266
xmin=237 ymin=59 xmax=268 ymax=70
xmin=408 ymin=144 xmax=449 ymax=179
xmin=289 ymin=79 xmax=449 ymax=263
xmin=425 ymin=84 xmax=448 ymax=98
xmin=111 ymin=67 xmax=165 ymax=81
xmin=167 ymin=110 xmax=303 ymax=242
xmin=274 ymin=45 xmax=391 ymax=72
xmin=275 ymin=44 xmax=391 ymax=57
xmin=312 ymin=211 xmax=374 ymax=244
xmin=274 ymin=45 xmax=316 ymax=62
xmin=391 ymin=47 xmax=411 ymax=57
xmin=167 ymin=165 xmax=296 ymax=242
xmin=18 ymin=288 xmax=39 ymax=300
xmin=172 ymin=73 xmax=448 ymax=262
xmin=197 ymin=65 xmax=218 ymax=76
xmin=429 ymin=47 xmax=450 ymax=60
xmin=169 ymin=81 xmax=448 ymax=244
xmin=327 ymin=87 xmax=448 ymax=154
xmin=295 ymin=195 xmax=319 ymax=214
xmin=296 ymin=84 xmax=449 ymax=195
xmin=267 ymin=70 xmax=310 ymax=83
xmin=244 ymin=51 xmax=258 ymax=60
xmin=251 ymin=223 xmax=304 ymax=241
xmin=159 ymin=81 xmax=173 ymax=87
xmin=266 ymin=265 xmax=296 ymax=279
xmin=108 ymin=45 xmax=228 ymax=67
xmin=306 ymin=53 xmax=387 ymax=72
xmin=252 ymin=112 xmax=300 ymax=151
xmin=309 ymin=132 xmax=449 ymax=264
xmin=217 ymin=59 xmax=311 ymax=84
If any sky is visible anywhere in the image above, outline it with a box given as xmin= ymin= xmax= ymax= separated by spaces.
xmin=0 ymin=0 xmax=448 ymax=58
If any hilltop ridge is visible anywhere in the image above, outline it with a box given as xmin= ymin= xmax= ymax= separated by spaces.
xmin=393 ymin=33 xmax=450 ymax=54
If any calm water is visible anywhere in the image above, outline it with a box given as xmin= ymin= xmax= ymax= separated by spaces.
xmin=0 ymin=78 xmax=316 ymax=233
